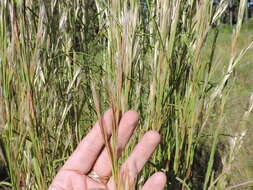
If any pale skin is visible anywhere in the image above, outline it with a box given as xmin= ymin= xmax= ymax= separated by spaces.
xmin=49 ymin=109 xmax=166 ymax=190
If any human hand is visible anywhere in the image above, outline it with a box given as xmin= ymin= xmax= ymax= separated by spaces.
xmin=49 ymin=109 xmax=166 ymax=190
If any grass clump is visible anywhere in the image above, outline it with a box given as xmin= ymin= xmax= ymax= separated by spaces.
xmin=0 ymin=0 xmax=252 ymax=189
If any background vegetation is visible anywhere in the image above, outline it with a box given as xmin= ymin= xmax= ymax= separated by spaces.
xmin=0 ymin=0 xmax=252 ymax=189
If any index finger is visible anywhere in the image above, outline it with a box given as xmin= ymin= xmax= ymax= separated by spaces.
xmin=62 ymin=109 xmax=113 ymax=174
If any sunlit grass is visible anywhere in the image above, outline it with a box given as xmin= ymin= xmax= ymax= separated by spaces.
xmin=0 ymin=0 xmax=252 ymax=189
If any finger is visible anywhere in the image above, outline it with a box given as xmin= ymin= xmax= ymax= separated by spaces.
xmin=92 ymin=110 xmax=139 ymax=177
xmin=49 ymin=171 xmax=86 ymax=190
xmin=122 ymin=130 xmax=161 ymax=173
xmin=107 ymin=131 xmax=161 ymax=189
xmin=141 ymin=172 xmax=166 ymax=190
xmin=85 ymin=177 xmax=107 ymax=190
xmin=62 ymin=109 xmax=113 ymax=174
xmin=71 ymin=174 xmax=86 ymax=190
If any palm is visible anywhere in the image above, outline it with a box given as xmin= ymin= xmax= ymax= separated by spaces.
xmin=49 ymin=110 xmax=166 ymax=190
xmin=49 ymin=170 xmax=106 ymax=189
